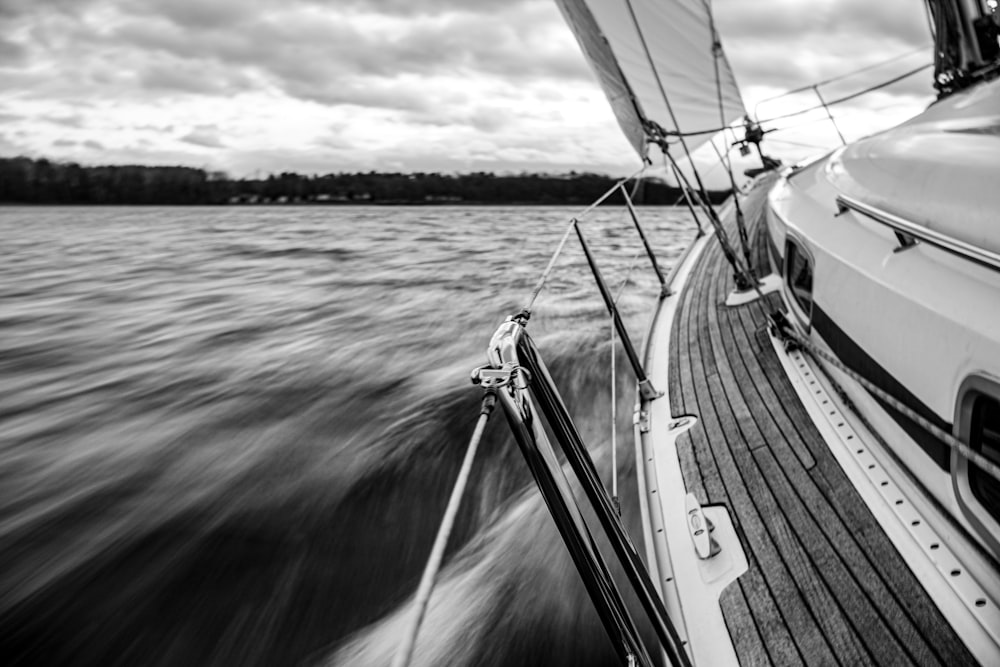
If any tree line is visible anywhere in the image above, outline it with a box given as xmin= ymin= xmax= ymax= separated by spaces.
xmin=0 ymin=156 xmax=729 ymax=206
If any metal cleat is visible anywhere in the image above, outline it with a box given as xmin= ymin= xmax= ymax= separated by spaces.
xmin=686 ymin=493 xmax=721 ymax=559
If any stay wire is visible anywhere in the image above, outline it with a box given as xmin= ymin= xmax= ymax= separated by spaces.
xmin=707 ymin=11 xmax=756 ymax=283
xmin=622 ymin=0 xmax=720 ymax=217
xmin=662 ymin=150 xmax=754 ymax=289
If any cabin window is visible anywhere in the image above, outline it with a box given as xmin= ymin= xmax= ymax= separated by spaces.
xmin=969 ymin=394 xmax=1000 ymax=524
xmin=784 ymin=240 xmax=813 ymax=319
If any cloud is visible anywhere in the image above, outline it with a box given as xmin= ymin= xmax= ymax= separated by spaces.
xmin=717 ymin=0 xmax=933 ymax=97
xmin=0 ymin=0 xmax=945 ymax=175
xmin=43 ymin=113 xmax=86 ymax=128
xmin=0 ymin=0 xmax=97 ymax=18
xmin=0 ymin=37 xmax=28 ymax=63
xmin=105 ymin=1 xmax=589 ymax=111
xmin=138 ymin=61 xmax=256 ymax=96
xmin=332 ymin=0 xmax=534 ymax=18
xmin=179 ymin=126 xmax=225 ymax=149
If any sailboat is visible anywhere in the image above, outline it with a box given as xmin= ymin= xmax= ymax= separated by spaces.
xmin=397 ymin=1 xmax=1000 ymax=665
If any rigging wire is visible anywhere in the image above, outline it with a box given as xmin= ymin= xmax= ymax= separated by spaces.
xmin=751 ymin=45 xmax=932 ymax=117
xmin=621 ymin=0 xmax=757 ymax=290
xmin=608 ymin=177 xmax=648 ymax=511
xmin=661 ymin=149 xmax=754 ymax=290
xmin=768 ymin=137 xmax=832 ymax=150
xmin=705 ymin=5 xmax=757 ymax=282
xmin=610 ymin=309 xmax=618 ymax=511
xmin=391 ymin=391 xmax=497 ymax=667
xmin=520 ymin=166 xmax=646 ymax=318
xmin=609 ymin=236 xmax=648 ymax=513
xmin=622 ymin=0 xmax=728 ymax=236
xmin=663 ymin=61 xmax=932 ymax=138
xmin=758 ymin=63 xmax=933 ymax=124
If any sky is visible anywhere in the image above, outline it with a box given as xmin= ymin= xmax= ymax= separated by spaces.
xmin=0 ymin=0 xmax=938 ymax=179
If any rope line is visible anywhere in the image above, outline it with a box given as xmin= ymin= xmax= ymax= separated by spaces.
xmin=773 ymin=318 xmax=1000 ymax=486
xmin=391 ymin=392 xmax=497 ymax=667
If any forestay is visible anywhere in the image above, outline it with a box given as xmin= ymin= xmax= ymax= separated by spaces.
xmin=556 ymin=0 xmax=746 ymax=159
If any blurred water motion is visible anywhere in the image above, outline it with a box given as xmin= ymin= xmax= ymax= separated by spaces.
xmin=0 ymin=204 xmax=695 ymax=666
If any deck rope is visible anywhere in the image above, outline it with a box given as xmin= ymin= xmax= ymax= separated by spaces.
xmin=771 ymin=315 xmax=1000 ymax=486
xmin=391 ymin=392 xmax=497 ymax=667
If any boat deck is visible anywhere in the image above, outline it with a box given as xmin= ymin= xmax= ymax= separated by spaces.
xmin=667 ymin=184 xmax=978 ymax=665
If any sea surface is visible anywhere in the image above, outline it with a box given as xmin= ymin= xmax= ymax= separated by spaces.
xmin=0 ymin=204 xmax=697 ymax=666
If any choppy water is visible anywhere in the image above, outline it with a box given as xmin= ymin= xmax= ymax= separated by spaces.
xmin=0 ymin=204 xmax=696 ymax=666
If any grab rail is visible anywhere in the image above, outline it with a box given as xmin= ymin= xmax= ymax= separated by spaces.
xmin=836 ymin=194 xmax=1000 ymax=274
xmin=474 ymin=318 xmax=691 ymax=667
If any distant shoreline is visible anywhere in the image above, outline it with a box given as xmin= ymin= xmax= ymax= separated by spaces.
xmin=0 ymin=156 xmax=731 ymax=206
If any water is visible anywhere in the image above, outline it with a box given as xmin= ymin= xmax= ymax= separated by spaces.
xmin=0 ymin=204 xmax=696 ymax=666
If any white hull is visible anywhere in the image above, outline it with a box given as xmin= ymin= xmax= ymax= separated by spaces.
xmin=766 ymin=78 xmax=1000 ymax=561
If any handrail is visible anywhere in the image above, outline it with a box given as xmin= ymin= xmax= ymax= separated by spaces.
xmin=478 ymin=318 xmax=691 ymax=667
xmin=836 ymin=194 xmax=1000 ymax=274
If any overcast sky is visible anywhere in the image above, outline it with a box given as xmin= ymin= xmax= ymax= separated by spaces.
xmin=0 ymin=0 xmax=936 ymax=177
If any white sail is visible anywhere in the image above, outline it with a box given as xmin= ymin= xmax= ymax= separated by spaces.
xmin=556 ymin=0 xmax=746 ymax=160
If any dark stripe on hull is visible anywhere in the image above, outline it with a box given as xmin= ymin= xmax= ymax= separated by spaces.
xmin=812 ymin=305 xmax=952 ymax=471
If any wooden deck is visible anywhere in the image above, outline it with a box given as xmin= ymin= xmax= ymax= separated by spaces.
xmin=667 ymin=184 xmax=978 ymax=666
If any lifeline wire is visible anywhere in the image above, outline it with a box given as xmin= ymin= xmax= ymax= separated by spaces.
xmin=392 ymin=392 xmax=496 ymax=667
xmin=610 ymin=314 xmax=618 ymax=507
xmin=609 ymin=235 xmax=645 ymax=510
xmin=665 ymin=61 xmax=933 ymax=139
xmin=758 ymin=64 xmax=932 ymax=125
xmin=521 ymin=165 xmax=647 ymax=317
xmin=752 ymin=45 xmax=931 ymax=117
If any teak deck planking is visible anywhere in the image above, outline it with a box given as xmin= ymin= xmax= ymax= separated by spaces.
xmin=666 ymin=183 xmax=977 ymax=666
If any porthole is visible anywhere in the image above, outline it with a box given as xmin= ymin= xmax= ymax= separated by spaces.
xmin=954 ymin=377 xmax=1000 ymax=559
xmin=784 ymin=238 xmax=814 ymax=327
xmin=968 ymin=394 xmax=1000 ymax=524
